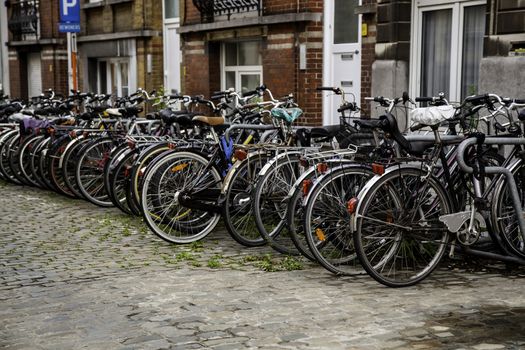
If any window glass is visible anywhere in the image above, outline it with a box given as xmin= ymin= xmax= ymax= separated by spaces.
xmin=110 ymin=63 xmax=118 ymax=95
xmin=225 ymin=72 xmax=235 ymax=90
xmin=120 ymin=62 xmax=129 ymax=96
xmin=99 ymin=61 xmax=107 ymax=94
xmin=240 ymin=74 xmax=261 ymax=93
xmin=461 ymin=5 xmax=485 ymax=99
xmin=421 ymin=9 xmax=452 ymax=98
xmin=239 ymin=41 xmax=261 ymax=66
xmin=225 ymin=43 xmax=237 ymax=66
xmin=164 ymin=0 xmax=179 ymax=19
xmin=334 ymin=0 xmax=359 ymax=44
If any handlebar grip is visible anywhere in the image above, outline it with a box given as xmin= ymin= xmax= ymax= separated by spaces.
xmin=211 ymin=94 xmax=225 ymax=101
xmin=374 ymin=97 xmax=384 ymax=103
xmin=337 ymin=103 xmax=356 ymax=113
xmin=410 ymin=123 xmax=426 ymax=132
xmin=242 ymin=90 xmax=258 ymax=97
xmin=242 ymin=103 xmax=259 ymax=109
xmin=316 ymin=87 xmax=335 ymax=91
xmin=515 ymin=99 xmax=525 ymax=104
xmin=415 ymin=97 xmax=433 ymax=102
xmin=464 ymin=94 xmax=489 ymax=104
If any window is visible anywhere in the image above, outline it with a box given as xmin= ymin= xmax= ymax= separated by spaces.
xmin=333 ymin=0 xmax=359 ymax=44
xmin=410 ymin=1 xmax=486 ymax=102
xmin=90 ymin=58 xmax=131 ymax=97
xmin=164 ymin=0 xmax=179 ymax=19
xmin=221 ymin=41 xmax=262 ymax=93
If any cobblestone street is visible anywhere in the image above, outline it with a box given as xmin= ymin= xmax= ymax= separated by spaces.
xmin=2 ymin=181 xmax=525 ymax=350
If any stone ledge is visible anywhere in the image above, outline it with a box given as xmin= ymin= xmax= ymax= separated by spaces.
xmin=77 ymin=30 xmax=161 ymax=43
xmin=7 ymin=38 xmax=65 ymax=47
xmin=178 ymin=12 xmax=322 ymax=34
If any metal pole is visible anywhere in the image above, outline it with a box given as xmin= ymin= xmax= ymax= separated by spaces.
xmin=72 ymin=33 xmax=78 ymax=91
xmin=67 ymin=32 xmax=72 ymax=92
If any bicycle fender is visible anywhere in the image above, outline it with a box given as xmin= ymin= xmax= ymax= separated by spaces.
xmin=257 ymin=151 xmax=302 ymax=177
xmin=221 ymin=150 xmax=267 ymax=194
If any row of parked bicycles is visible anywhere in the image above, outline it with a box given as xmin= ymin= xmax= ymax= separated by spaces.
xmin=0 ymin=85 xmax=524 ymax=287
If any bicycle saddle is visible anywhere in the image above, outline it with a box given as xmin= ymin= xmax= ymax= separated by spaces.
xmin=192 ymin=115 xmax=225 ymax=126
xmin=310 ymin=124 xmax=341 ymax=138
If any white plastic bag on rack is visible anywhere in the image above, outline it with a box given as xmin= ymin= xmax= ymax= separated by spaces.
xmin=409 ymin=105 xmax=455 ymax=126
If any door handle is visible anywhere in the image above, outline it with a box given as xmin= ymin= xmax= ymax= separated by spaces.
xmin=354 ymin=50 xmax=360 ymax=55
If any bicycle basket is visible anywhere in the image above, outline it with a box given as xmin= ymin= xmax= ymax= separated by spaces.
xmin=271 ymin=107 xmax=303 ymax=123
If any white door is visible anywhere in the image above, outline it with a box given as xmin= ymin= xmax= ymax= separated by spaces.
xmin=27 ymin=52 xmax=42 ymax=98
xmin=323 ymin=0 xmax=361 ymax=125
xmin=163 ymin=0 xmax=181 ymax=94
xmin=164 ymin=22 xmax=181 ymax=94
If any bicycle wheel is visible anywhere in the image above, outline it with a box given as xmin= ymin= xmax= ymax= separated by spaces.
xmin=47 ymin=136 xmax=77 ymax=198
xmin=109 ymin=148 xmax=139 ymax=215
xmin=104 ymin=143 xmax=133 ymax=208
xmin=492 ymin=159 xmax=525 ymax=258
xmin=354 ymin=167 xmax=451 ymax=287
xmin=252 ymin=153 xmax=302 ymax=255
xmin=30 ymin=137 xmax=51 ymax=189
xmin=7 ymin=134 xmax=28 ymax=185
xmin=17 ymin=134 xmax=44 ymax=187
xmin=303 ymin=165 xmax=373 ymax=273
xmin=0 ymin=131 xmax=22 ymax=185
xmin=129 ymin=142 xmax=171 ymax=215
xmin=222 ymin=152 xmax=269 ymax=247
xmin=62 ymin=137 xmax=94 ymax=198
xmin=141 ymin=150 xmax=221 ymax=243
xmin=75 ymin=138 xmax=115 ymax=207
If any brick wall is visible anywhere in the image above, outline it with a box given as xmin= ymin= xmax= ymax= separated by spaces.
xmin=182 ymin=33 xmax=210 ymax=96
xmin=8 ymin=50 xmax=25 ymax=99
xmin=38 ymin=0 xmax=65 ymax=39
xmin=41 ymin=47 xmax=69 ymax=95
xmin=297 ymin=21 xmax=323 ymax=126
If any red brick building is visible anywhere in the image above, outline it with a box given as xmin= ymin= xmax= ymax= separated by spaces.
xmin=5 ymin=0 xmax=69 ymax=99
xmin=178 ymin=0 xmax=376 ymax=126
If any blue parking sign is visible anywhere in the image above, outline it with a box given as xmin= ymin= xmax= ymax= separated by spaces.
xmin=59 ymin=0 xmax=80 ymax=23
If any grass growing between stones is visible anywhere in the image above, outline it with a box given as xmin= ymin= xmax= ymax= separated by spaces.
xmin=242 ymin=254 xmax=304 ymax=272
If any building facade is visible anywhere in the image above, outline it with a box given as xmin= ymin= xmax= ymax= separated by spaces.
xmin=5 ymin=0 xmax=69 ymax=99
xmin=179 ymin=0 xmax=524 ymax=126
xmin=373 ymin=0 xmax=525 ymax=113
xmin=77 ymin=0 xmax=165 ymax=96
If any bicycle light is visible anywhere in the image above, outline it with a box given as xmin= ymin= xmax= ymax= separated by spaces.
xmin=347 ymin=198 xmax=358 ymax=214
xmin=317 ymin=162 xmax=328 ymax=174
xmin=234 ymin=149 xmax=247 ymax=161
xmin=302 ymin=179 xmax=312 ymax=196
xmin=372 ymin=163 xmax=385 ymax=175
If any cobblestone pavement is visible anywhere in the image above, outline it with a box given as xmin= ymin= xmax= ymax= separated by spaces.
xmin=2 ymin=181 xmax=525 ymax=350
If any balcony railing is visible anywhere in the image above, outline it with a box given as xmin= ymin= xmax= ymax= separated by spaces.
xmin=193 ymin=0 xmax=261 ymax=23
xmin=7 ymin=0 xmax=40 ymax=41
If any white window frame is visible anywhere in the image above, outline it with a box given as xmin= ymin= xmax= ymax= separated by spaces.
xmin=220 ymin=42 xmax=263 ymax=92
xmin=409 ymin=0 xmax=486 ymax=103
xmin=97 ymin=58 xmax=131 ymax=97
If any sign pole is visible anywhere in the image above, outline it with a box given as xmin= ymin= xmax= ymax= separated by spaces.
xmin=59 ymin=0 xmax=81 ymax=92
xmin=67 ymin=32 xmax=72 ymax=92
xmin=72 ymin=33 xmax=78 ymax=91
